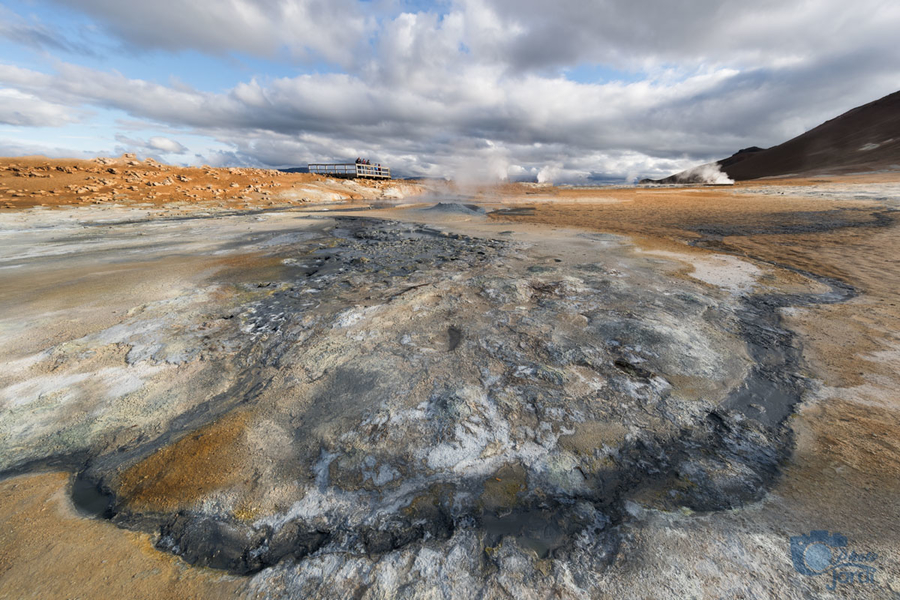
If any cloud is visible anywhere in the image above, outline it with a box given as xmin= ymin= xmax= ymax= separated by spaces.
xmin=147 ymin=136 xmax=188 ymax=154
xmin=47 ymin=0 xmax=899 ymax=77
xmin=0 ymin=138 xmax=110 ymax=160
xmin=115 ymin=134 xmax=188 ymax=155
xmin=461 ymin=0 xmax=900 ymax=73
xmin=0 ymin=6 xmax=98 ymax=56
xmin=0 ymin=88 xmax=83 ymax=126
xmin=0 ymin=1 xmax=898 ymax=180
xmin=47 ymin=0 xmax=373 ymax=67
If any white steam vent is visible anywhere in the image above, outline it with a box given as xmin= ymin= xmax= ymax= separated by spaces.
xmin=674 ymin=163 xmax=734 ymax=185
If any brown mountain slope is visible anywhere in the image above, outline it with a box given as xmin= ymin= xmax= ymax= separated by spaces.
xmin=654 ymin=90 xmax=900 ymax=183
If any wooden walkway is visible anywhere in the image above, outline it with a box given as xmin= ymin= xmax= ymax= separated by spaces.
xmin=308 ymin=163 xmax=391 ymax=180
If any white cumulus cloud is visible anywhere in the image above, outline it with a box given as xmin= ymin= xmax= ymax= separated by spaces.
xmin=0 ymin=1 xmax=897 ymax=180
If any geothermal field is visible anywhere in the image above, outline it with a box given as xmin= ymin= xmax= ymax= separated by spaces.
xmin=1 ymin=156 xmax=899 ymax=599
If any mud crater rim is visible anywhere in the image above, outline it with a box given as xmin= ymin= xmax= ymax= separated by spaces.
xmin=13 ymin=213 xmax=858 ymax=576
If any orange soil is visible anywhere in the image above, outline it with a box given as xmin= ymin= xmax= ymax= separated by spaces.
xmin=116 ymin=411 xmax=252 ymax=514
xmin=485 ymin=180 xmax=883 ymax=247
xmin=0 ymin=154 xmax=400 ymax=210
xmin=0 ymin=471 xmax=243 ymax=599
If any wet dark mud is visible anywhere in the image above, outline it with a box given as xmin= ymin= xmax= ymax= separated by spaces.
xmin=682 ymin=209 xmax=899 ymax=425
xmin=489 ymin=206 xmax=536 ymax=217
xmin=422 ymin=202 xmax=486 ymax=215
xmin=40 ymin=211 xmax=856 ymax=580
xmin=690 ymin=207 xmax=896 ymax=238
xmin=71 ymin=473 xmax=116 ymax=519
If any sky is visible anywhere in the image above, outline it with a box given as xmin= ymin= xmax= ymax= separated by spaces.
xmin=0 ymin=0 xmax=898 ymax=182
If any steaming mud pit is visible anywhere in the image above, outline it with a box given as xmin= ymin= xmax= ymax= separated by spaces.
xmin=1 ymin=184 xmax=899 ymax=598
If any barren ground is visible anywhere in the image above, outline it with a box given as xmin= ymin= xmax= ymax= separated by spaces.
xmin=1 ymin=158 xmax=898 ymax=599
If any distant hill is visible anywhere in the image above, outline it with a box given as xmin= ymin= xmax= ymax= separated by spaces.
xmin=649 ymin=90 xmax=900 ymax=183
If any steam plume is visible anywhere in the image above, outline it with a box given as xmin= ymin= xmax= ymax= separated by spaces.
xmin=672 ymin=162 xmax=734 ymax=184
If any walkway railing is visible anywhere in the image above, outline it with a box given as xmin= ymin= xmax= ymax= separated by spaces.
xmin=308 ymin=163 xmax=391 ymax=180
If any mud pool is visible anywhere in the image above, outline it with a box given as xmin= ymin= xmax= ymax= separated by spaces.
xmin=0 ymin=200 xmax=868 ymax=597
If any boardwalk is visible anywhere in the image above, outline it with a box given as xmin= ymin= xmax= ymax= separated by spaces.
xmin=308 ymin=163 xmax=391 ymax=180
